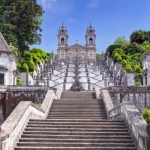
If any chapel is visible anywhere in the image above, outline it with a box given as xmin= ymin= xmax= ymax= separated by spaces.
xmin=0 ymin=33 xmax=18 ymax=86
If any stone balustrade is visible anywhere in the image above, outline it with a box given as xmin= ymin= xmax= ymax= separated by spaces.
xmin=100 ymin=89 xmax=150 ymax=150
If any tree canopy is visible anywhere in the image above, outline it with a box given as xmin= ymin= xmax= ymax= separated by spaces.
xmin=114 ymin=36 xmax=128 ymax=45
xmin=0 ymin=0 xmax=44 ymax=55
xmin=130 ymin=30 xmax=150 ymax=44
xmin=106 ymin=29 xmax=150 ymax=85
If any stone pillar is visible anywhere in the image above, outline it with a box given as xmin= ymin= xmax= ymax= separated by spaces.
xmin=104 ymin=78 xmax=107 ymax=87
xmin=63 ymin=79 xmax=66 ymax=90
xmin=49 ymin=70 xmax=52 ymax=80
xmin=88 ymin=79 xmax=90 ymax=90
xmin=147 ymin=69 xmax=150 ymax=85
xmin=52 ymin=66 xmax=54 ymax=74
xmin=143 ymin=76 xmax=146 ymax=86
xmin=9 ymin=58 xmax=13 ymax=85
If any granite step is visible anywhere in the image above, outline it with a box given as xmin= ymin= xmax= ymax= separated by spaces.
xmin=19 ymin=138 xmax=133 ymax=143
xmin=23 ymin=131 xmax=130 ymax=136
xmin=21 ymin=134 xmax=134 ymax=139
xmin=15 ymin=147 xmax=137 ymax=150
xmin=61 ymin=91 xmax=96 ymax=99
xmin=28 ymin=120 xmax=125 ymax=125
xmin=15 ymin=91 xmax=136 ymax=150
xmin=17 ymin=142 xmax=135 ymax=147
xmin=47 ymin=117 xmax=107 ymax=119
xmin=25 ymin=124 xmax=127 ymax=129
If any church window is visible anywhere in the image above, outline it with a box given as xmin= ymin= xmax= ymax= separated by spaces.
xmin=62 ymin=30 xmax=64 ymax=32
xmin=61 ymin=38 xmax=64 ymax=44
xmin=90 ymin=30 xmax=92 ymax=33
xmin=0 ymin=73 xmax=4 ymax=85
xmin=89 ymin=38 xmax=93 ymax=44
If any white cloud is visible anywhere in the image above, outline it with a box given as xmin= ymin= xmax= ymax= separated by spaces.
xmin=38 ymin=0 xmax=74 ymax=15
xmin=68 ymin=18 xmax=77 ymax=23
xmin=38 ymin=0 xmax=57 ymax=9
xmin=87 ymin=0 xmax=101 ymax=8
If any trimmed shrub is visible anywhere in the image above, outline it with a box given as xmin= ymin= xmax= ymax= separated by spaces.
xmin=126 ymin=64 xmax=132 ymax=72
xmin=21 ymin=63 xmax=29 ymax=72
xmin=142 ymin=109 xmax=150 ymax=123
xmin=113 ymin=52 xmax=119 ymax=59
xmin=135 ymin=65 xmax=142 ymax=73
xmin=135 ymin=82 xmax=142 ymax=86
xmin=147 ymin=85 xmax=150 ymax=90
xmin=30 ymin=53 xmax=40 ymax=64
xmin=17 ymin=76 xmax=22 ymax=86
xmin=113 ymin=48 xmax=125 ymax=54
xmin=27 ymin=59 xmax=36 ymax=72
xmin=122 ymin=59 xmax=127 ymax=66
xmin=116 ymin=55 xmax=122 ymax=62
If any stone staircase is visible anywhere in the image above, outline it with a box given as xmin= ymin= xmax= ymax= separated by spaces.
xmin=15 ymin=91 xmax=136 ymax=150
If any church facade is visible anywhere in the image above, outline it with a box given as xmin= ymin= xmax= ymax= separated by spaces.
xmin=57 ymin=23 xmax=96 ymax=63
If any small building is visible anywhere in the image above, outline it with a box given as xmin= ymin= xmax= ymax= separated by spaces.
xmin=141 ymin=50 xmax=150 ymax=85
xmin=0 ymin=33 xmax=18 ymax=86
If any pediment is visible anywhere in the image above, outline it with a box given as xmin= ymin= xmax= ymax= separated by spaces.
xmin=68 ymin=43 xmax=86 ymax=50
xmin=0 ymin=33 xmax=11 ymax=52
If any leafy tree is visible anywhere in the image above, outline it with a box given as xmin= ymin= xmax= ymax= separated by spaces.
xmin=130 ymin=30 xmax=147 ymax=44
xmin=0 ymin=0 xmax=44 ymax=55
xmin=114 ymin=36 xmax=128 ymax=45
xmin=9 ymin=43 xmax=20 ymax=57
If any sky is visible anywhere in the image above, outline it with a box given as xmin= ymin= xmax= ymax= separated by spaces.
xmin=30 ymin=0 xmax=150 ymax=54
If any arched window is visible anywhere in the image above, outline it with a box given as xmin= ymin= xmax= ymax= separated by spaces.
xmin=61 ymin=38 xmax=64 ymax=44
xmin=89 ymin=38 xmax=93 ymax=44
xmin=0 ymin=73 xmax=4 ymax=85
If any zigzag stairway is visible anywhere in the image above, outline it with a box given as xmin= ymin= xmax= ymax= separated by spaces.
xmin=15 ymin=91 xmax=136 ymax=150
